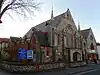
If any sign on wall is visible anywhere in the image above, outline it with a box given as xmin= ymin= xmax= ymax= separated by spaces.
xmin=18 ymin=48 xmax=27 ymax=60
xmin=27 ymin=50 xmax=33 ymax=59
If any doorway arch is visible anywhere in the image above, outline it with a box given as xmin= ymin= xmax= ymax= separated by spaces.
xmin=73 ymin=52 xmax=81 ymax=61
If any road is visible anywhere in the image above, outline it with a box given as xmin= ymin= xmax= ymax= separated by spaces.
xmin=0 ymin=64 xmax=100 ymax=75
xmin=72 ymin=64 xmax=100 ymax=75
xmin=73 ymin=68 xmax=100 ymax=75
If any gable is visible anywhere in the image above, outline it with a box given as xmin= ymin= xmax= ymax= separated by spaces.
xmin=80 ymin=28 xmax=91 ymax=38
xmin=65 ymin=9 xmax=75 ymax=23
xmin=56 ymin=9 xmax=77 ymax=33
xmin=84 ymin=28 xmax=97 ymax=50
xmin=24 ymin=8 xmax=77 ymax=38
xmin=88 ymin=28 xmax=96 ymax=43
xmin=34 ymin=8 xmax=77 ymax=31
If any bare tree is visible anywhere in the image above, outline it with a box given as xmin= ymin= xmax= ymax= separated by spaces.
xmin=0 ymin=0 xmax=41 ymax=22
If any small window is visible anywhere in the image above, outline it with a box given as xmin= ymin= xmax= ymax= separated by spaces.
xmin=47 ymin=50 xmax=49 ymax=56
xmin=58 ymin=34 xmax=60 ymax=45
xmin=67 ymin=14 xmax=69 ymax=20
xmin=90 ymin=35 xmax=93 ymax=40
xmin=34 ymin=50 xmax=36 ymax=54
xmin=0 ymin=43 xmax=1 ymax=49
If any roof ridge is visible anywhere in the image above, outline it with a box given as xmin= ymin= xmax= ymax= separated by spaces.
xmin=80 ymin=28 xmax=91 ymax=31
xmin=34 ymin=11 xmax=67 ymax=27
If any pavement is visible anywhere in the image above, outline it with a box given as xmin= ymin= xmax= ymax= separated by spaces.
xmin=0 ymin=63 xmax=99 ymax=75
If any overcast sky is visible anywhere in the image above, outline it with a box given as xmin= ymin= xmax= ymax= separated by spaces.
xmin=0 ymin=0 xmax=100 ymax=42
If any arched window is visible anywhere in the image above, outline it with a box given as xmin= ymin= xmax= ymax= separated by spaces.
xmin=90 ymin=43 xmax=94 ymax=50
xmin=67 ymin=33 xmax=72 ymax=48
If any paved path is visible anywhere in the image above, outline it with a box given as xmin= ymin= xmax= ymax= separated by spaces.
xmin=73 ymin=64 xmax=100 ymax=75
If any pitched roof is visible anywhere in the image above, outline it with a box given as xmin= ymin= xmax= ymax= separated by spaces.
xmin=10 ymin=37 xmax=22 ymax=42
xmin=80 ymin=28 xmax=91 ymax=38
xmin=24 ymin=12 xmax=67 ymax=38
xmin=0 ymin=38 xmax=9 ymax=43
xmin=24 ymin=9 xmax=76 ymax=38
xmin=34 ymin=12 xmax=66 ymax=32
xmin=97 ymin=42 xmax=100 ymax=46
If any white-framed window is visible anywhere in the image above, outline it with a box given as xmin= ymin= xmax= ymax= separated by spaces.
xmin=2 ymin=42 xmax=5 ymax=48
xmin=6 ymin=43 xmax=8 ymax=48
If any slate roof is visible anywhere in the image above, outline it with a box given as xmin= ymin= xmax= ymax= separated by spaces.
xmin=24 ymin=9 xmax=76 ymax=38
xmin=97 ymin=42 xmax=100 ymax=46
xmin=80 ymin=28 xmax=91 ymax=38
xmin=0 ymin=38 xmax=9 ymax=43
xmin=10 ymin=37 xmax=22 ymax=42
xmin=24 ymin=9 xmax=77 ymax=47
xmin=24 ymin=11 xmax=68 ymax=46
xmin=34 ymin=12 xmax=66 ymax=32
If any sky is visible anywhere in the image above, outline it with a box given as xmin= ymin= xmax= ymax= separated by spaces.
xmin=0 ymin=0 xmax=100 ymax=42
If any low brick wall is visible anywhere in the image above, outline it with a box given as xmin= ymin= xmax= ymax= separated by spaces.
xmin=0 ymin=60 xmax=87 ymax=73
xmin=0 ymin=61 xmax=65 ymax=73
xmin=70 ymin=61 xmax=87 ymax=67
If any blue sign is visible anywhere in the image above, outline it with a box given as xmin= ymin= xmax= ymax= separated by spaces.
xmin=27 ymin=50 xmax=33 ymax=59
xmin=18 ymin=48 xmax=27 ymax=60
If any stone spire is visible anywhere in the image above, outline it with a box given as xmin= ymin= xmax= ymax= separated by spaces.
xmin=51 ymin=5 xmax=54 ymax=20
xmin=78 ymin=21 xmax=80 ymax=31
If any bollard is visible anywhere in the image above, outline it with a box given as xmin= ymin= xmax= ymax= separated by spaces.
xmin=36 ymin=64 xmax=40 ymax=72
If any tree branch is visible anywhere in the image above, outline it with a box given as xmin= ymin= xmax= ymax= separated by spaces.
xmin=0 ymin=0 xmax=41 ymax=20
xmin=0 ymin=0 xmax=16 ymax=18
